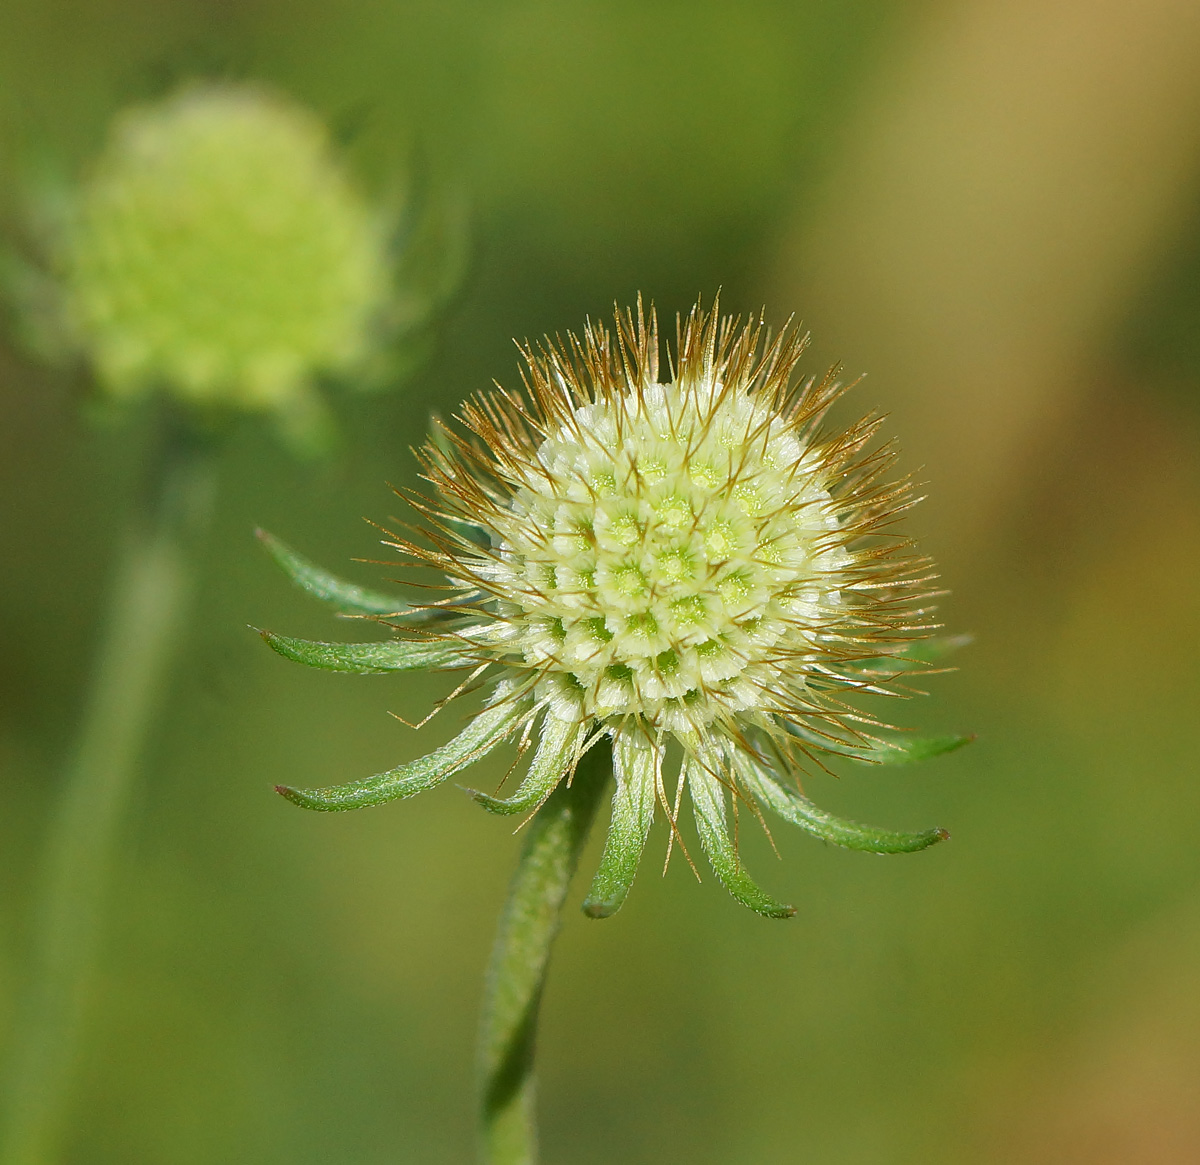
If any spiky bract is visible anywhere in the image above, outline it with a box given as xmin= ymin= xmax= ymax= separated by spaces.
xmin=264 ymin=300 xmax=959 ymax=917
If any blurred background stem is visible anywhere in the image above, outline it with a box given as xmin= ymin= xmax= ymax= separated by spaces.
xmin=478 ymin=744 xmax=611 ymax=1165
xmin=0 ymin=416 xmax=216 ymax=1165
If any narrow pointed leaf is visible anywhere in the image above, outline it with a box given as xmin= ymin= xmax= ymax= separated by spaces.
xmin=276 ymin=695 xmax=526 ymax=811
xmin=782 ymin=719 xmax=973 ymax=766
xmin=470 ymin=715 xmax=581 ymax=815
xmin=850 ymin=732 xmax=974 ymax=765
xmin=849 ymin=634 xmax=973 ymax=677
xmin=582 ymin=734 xmax=656 ymax=919
xmin=256 ymin=528 xmax=425 ymax=618
xmin=259 ymin=629 xmax=472 ymax=673
xmin=740 ymin=758 xmax=949 ymax=853
xmin=688 ymin=759 xmax=795 ymax=919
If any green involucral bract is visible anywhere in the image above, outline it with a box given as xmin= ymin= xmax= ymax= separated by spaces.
xmin=259 ymin=299 xmax=969 ymax=917
xmin=255 ymin=529 xmax=422 ymax=617
xmin=581 ymin=733 xmax=658 ymax=919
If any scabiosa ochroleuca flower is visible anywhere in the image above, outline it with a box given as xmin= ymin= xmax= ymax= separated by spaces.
xmin=1 ymin=81 xmax=443 ymax=456
xmin=261 ymin=299 xmax=968 ymax=918
xmin=63 ymin=83 xmax=388 ymax=412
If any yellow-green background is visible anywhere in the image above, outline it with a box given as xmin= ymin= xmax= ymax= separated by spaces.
xmin=3 ymin=1 xmax=1200 ymax=1161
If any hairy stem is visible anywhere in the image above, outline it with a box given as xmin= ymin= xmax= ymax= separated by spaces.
xmin=478 ymin=742 xmax=611 ymax=1165
xmin=0 ymin=424 xmax=215 ymax=1165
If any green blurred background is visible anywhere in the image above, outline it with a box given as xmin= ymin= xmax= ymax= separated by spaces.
xmin=3 ymin=1 xmax=1200 ymax=1161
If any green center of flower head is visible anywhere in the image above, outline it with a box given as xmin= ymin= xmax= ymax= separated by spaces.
xmin=63 ymin=84 xmax=388 ymax=410
xmin=486 ymin=374 xmax=853 ymax=732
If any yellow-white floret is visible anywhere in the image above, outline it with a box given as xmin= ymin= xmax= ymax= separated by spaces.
xmin=480 ymin=375 xmax=852 ymax=729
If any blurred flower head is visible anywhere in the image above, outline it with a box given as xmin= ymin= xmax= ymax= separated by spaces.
xmin=60 ymin=83 xmax=388 ymax=430
xmin=265 ymin=299 xmax=962 ymax=916
xmin=5 ymin=81 xmax=470 ymax=453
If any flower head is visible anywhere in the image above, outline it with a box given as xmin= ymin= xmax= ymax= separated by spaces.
xmin=37 ymin=82 xmax=396 ymax=447
xmin=262 ymin=299 xmax=967 ymax=917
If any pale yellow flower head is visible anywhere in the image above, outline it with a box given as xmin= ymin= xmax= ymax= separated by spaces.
xmin=261 ymin=299 xmax=967 ymax=919
xmin=62 ymin=83 xmax=389 ymax=413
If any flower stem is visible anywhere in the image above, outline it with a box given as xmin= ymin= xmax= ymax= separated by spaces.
xmin=0 ymin=421 xmax=215 ymax=1165
xmin=478 ymin=741 xmax=611 ymax=1165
